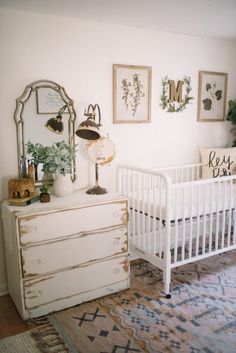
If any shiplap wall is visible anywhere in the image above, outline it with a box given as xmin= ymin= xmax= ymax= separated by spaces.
xmin=0 ymin=7 xmax=236 ymax=293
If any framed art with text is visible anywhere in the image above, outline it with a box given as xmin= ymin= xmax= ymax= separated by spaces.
xmin=197 ymin=71 xmax=228 ymax=122
xmin=113 ymin=64 xmax=152 ymax=123
xmin=36 ymin=88 xmax=65 ymax=114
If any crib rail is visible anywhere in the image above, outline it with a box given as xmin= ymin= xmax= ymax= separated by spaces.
xmin=170 ymin=175 xmax=236 ymax=266
xmin=117 ymin=165 xmax=171 ymax=266
xmin=153 ymin=163 xmax=202 ymax=183
xmin=117 ymin=164 xmax=236 ymax=295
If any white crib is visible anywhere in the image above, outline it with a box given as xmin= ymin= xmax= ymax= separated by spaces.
xmin=117 ymin=163 xmax=236 ymax=297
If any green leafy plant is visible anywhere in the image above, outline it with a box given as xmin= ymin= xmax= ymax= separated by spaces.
xmin=39 ymin=185 xmax=49 ymax=194
xmin=26 ymin=140 xmax=76 ymax=176
xmin=26 ymin=141 xmax=47 ymax=165
xmin=226 ymin=99 xmax=236 ymax=146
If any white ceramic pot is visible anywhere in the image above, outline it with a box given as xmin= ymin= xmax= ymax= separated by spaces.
xmin=53 ymin=174 xmax=73 ymax=197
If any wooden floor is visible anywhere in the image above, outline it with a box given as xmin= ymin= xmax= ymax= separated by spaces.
xmin=0 ymin=294 xmax=31 ymax=339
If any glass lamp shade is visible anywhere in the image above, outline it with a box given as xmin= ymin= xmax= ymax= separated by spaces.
xmin=75 ymin=119 xmax=100 ymax=140
xmin=45 ymin=116 xmax=63 ymax=134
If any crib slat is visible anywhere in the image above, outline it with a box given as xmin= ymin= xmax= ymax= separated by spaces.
xmin=181 ymin=187 xmax=186 ymax=261
xmin=221 ymin=181 xmax=227 ymax=249
xmin=174 ymin=188 xmax=179 ymax=263
xmin=215 ymin=181 xmax=220 ymax=251
xmin=138 ymin=172 xmax=142 ymax=247
xmin=152 ymin=176 xmax=157 ymax=255
xmin=227 ymin=180 xmax=233 ymax=247
xmin=189 ymin=184 xmax=193 ymax=259
xmin=233 ymin=207 xmax=236 ymax=245
xmin=147 ymin=174 xmax=151 ymax=253
xmin=159 ymin=178 xmax=163 ymax=258
xmin=142 ymin=173 xmax=145 ymax=251
xmin=202 ymin=183 xmax=207 ymax=255
xmin=233 ymin=183 xmax=236 ymax=246
xmin=208 ymin=182 xmax=214 ymax=253
xmin=196 ymin=184 xmax=200 ymax=256
xmin=131 ymin=171 xmax=136 ymax=247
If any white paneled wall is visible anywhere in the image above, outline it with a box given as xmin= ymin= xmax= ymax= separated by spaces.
xmin=0 ymin=7 xmax=236 ymax=293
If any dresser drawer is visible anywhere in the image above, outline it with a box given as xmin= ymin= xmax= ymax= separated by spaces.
xmin=18 ymin=201 xmax=127 ymax=245
xmin=21 ymin=227 xmax=128 ymax=278
xmin=24 ymin=255 xmax=129 ymax=309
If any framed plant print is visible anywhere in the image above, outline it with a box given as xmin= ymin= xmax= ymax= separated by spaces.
xmin=113 ymin=64 xmax=152 ymax=123
xmin=197 ymin=71 xmax=228 ymax=122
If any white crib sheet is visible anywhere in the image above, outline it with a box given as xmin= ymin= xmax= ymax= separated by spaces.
xmin=129 ymin=182 xmax=236 ymax=221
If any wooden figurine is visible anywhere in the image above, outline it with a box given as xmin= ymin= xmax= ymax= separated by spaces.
xmin=28 ymin=164 xmax=35 ymax=181
xmin=8 ymin=178 xmax=35 ymax=199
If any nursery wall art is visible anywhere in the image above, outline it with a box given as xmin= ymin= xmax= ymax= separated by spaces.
xmin=197 ymin=70 xmax=228 ymax=122
xmin=160 ymin=75 xmax=193 ymax=113
xmin=113 ymin=64 xmax=152 ymax=123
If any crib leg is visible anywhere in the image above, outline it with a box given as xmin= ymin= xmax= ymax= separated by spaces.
xmin=163 ymin=268 xmax=171 ymax=299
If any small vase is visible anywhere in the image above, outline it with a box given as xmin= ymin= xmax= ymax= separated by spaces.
xmin=53 ymin=174 xmax=73 ymax=197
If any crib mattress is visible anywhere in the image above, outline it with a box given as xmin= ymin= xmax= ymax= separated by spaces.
xmin=129 ymin=182 xmax=236 ymax=221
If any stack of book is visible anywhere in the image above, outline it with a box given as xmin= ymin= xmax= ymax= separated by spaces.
xmin=8 ymin=194 xmax=39 ymax=207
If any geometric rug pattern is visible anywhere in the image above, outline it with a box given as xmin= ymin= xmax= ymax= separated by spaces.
xmin=32 ymin=250 xmax=236 ymax=353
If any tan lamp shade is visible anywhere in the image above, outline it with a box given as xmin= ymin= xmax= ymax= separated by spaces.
xmin=75 ymin=119 xmax=100 ymax=140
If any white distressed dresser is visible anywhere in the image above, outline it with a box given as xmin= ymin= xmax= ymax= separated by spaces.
xmin=2 ymin=190 xmax=129 ymax=320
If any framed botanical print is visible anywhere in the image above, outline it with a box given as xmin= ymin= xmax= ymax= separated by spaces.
xmin=197 ymin=71 xmax=228 ymax=122
xmin=113 ymin=64 xmax=152 ymax=123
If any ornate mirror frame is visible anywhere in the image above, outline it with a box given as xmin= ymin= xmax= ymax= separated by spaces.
xmin=14 ymin=79 xmax=77 ymax=185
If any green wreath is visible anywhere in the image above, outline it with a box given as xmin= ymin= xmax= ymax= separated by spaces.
xmin=160 ymin=75 xmax=193 ymax=113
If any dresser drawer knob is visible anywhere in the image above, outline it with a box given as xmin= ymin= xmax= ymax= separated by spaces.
xmin=113 ymin=239 xmax=120 ymax=245
xmin=27 ymin=290 xmax=42 ymax=298
xmin=113 ymin=211 xmax=119 ymax=218
xmin=31 ymin=258 xmax=42 ymax=265
xmin=24 ymin=225 xmax=38 ymax=232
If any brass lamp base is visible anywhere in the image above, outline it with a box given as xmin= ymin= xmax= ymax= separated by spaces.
xmin=86 ymin=185 xmax=108 ymax=195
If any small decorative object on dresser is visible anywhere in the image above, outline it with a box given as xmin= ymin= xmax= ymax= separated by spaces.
xmin=8 ymin=177 xmax=35 ymax=199
xmin=39 ymin=185 xmax=50 ymax=203
xmin=2 ymin=191 xmax=129 ymax=319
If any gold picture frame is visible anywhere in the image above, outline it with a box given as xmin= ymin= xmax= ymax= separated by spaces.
xmin=197 ymin=70 xmax=228 ymax=122
xmin=113 ymin=64 xmax=152 ymax=124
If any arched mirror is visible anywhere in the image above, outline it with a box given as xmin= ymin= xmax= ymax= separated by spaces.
xmin=14 ymin=80 xmax=77 ymax=185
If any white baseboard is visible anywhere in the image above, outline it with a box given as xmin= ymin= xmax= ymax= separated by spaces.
xmin=0 ymin=283 xmax=8 ymax=296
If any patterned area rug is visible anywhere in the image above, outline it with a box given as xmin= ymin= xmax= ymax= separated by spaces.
xmin=32 ymin=251 xmax=236 ymax=353
xmin=0 ymin=330 xmax=41 ymax=353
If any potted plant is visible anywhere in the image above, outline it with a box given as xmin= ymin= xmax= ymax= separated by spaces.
xmin=39 ymin=185 xmax=50 ymax=203
xmin=27 ymin=140 xmax=76 ymax=197
xmin=226 ymin=99 xmax=236 ymax=146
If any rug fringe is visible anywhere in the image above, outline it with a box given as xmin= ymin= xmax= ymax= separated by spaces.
xmin=30 ymin=319 xmax=70 ymax=353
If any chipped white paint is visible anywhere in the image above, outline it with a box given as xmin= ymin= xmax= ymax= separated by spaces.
xmin=22 ymin=227 xmax=128 ymax=277
xmin=2 ymin=190 xmax=129 ymax=319
xmin=24 ymin=254 xmax=128 ymax=309
xmin=19 ymin=201 xmax=127 ymax=245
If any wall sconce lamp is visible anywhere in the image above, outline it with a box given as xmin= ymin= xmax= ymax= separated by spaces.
xmin=45 ymin=105 xmax=67 ymax=134
xmin=76 ymin=104 xmax=107 ymax=195
xmin=75 ymin=104 xmax=101 ymax=140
